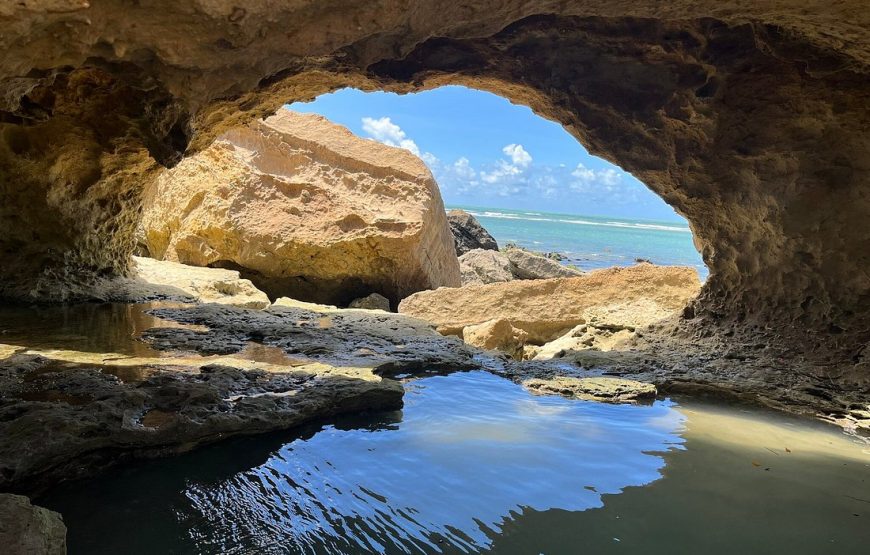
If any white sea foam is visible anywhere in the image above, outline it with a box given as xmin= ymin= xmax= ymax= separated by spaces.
xmin=467 ymin=210 xmax=690 ymax=233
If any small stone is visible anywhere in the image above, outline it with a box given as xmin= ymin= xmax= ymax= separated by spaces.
xmin=348 ymin=293 xmax=391 ymax=311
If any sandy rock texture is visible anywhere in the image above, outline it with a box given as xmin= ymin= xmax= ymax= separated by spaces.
xmin=0 ymin=2 xmax=868 ymax=400
xmin=139 ymin=109 xmax=460 ymax=305
xmin=0 ymin=494 xmax=66 ymax=555
xmin=400 ymin=264 xmax=702 ymax=343
xmin=523 ymin=376 xmax=657 ymax=403
xmin=462 ymin=319 xmax=528 ymax=360
xmin=447 ymin=209 xmax=499 ymax=255
xmin=459 ymin=249 xmax=515 ymax=286
xmin=133 ymin=256 xmax=270 ymax=308
xmin=533 ymin=324 xmax=635 ymax=360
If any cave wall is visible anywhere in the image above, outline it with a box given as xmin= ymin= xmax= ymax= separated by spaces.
xmin=1 ymin=1 xmax=868 ymax=354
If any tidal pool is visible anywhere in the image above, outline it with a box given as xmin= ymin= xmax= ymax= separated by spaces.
xmin=37 ymin=371 xmax=869 ymax=554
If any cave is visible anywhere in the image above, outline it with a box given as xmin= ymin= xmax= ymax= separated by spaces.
xmin=1 ymin=5 xmax=868 ymax=399
xmin=2 ymin=4 xmax=870 ymax=550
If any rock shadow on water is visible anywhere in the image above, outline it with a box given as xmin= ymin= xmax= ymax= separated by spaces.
xmin=37 ymin=371 xmax=688 ymax=555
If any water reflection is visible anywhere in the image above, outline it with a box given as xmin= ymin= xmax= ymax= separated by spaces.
xmin=0 ymin=301 xmax=191 ymax=356
xmin=180 ymin=372 xmax=683 ymax=554
xmin=37 ymin=371 xmax=870 ymax=555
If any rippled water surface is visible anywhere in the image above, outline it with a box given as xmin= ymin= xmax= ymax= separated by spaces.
xmin=39 ymin=371 xmax=870 ymax=554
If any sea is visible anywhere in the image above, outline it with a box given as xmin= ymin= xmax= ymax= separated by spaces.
xmin=449 ymin=205 xmax=708 ymax=280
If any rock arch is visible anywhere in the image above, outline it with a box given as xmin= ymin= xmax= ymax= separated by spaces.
xmin=1 ymin=2 xmax=868 ymax=367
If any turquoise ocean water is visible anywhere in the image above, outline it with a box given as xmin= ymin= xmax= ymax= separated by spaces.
xmin=450 ymin=205 xmax=708 ymax=280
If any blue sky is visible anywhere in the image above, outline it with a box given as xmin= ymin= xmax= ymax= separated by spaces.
xmin=289 ymin=86 xmax=683 ymax=221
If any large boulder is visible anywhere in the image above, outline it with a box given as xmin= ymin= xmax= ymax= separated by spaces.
xmin=504 ymin=247 xmax=583 ymax=280
xmin=447 ymin=210 xmax=499 ymax=255
xmin=459 ymin=249 xmax=514 ymax=285
xmin=140 ymin=109 xmax=460 ymax=306
xmin=399 ymin=264 xmax=701 ymax=343
xmin=0 ymin=494 xmax=66 ymax=555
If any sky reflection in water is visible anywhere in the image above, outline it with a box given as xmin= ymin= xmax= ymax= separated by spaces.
xmin=180 ymin=371 xmax=685 ymax=554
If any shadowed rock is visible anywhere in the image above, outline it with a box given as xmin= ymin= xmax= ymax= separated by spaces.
xmin=447 ymin=209 xmax=499 ymax=255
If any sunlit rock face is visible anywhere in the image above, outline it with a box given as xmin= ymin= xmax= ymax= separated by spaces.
xmin=139 ymin=109 xmax=460 ymax=305
xmin=0 ymin=2 xmax=868 ymax=366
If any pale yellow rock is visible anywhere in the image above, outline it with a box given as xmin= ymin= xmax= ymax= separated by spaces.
xmin=399 ymin=264 xmax=701 ymax=344
xmin=272 ymin=297 xmax=387 ymax=315
xmin=523 ymin=376 xmax=657 ymax=403
xmin=462 ymin=318 xmax=528 ymax=359
xmin=140 ymin=109 xmax=460 ymax=305
xmin=133 ymin=256 xmax=270 ymax=309
xmin=533 ymin=324 xmax=635 ymax=359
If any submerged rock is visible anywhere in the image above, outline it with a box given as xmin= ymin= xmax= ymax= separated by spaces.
xmin=140 ymin=109 xmax=460 ymax=306
xmin=462 ymin=319 xmax=528 ymax=360
xmin=399 ymin=264 xmax=702 ymax=343
xmin=0 ymin=494 xmax=66 ymax=555
xmin=504 ymin=247 xmax=583 ymax=280
xmin=523 ymin=376 xmax=657 ymax=403
xmin=459 ymin=249 xmax=514 ymax=285
xmin=0 ymin=300 xmax=483 ymax=492
xmin=447 ymin=210 xmax=499 ymax=256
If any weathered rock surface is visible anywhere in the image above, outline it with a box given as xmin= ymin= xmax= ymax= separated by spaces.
xmin=0 ymin=3 xmax=869 ymax=428
xmin=523 ymin=376 xmax=657 ymax=403
xmin=0 ymin=301 xmax=480 ymax=492
xmin=139 ymin=109 xmax=460 ymax=305
xmin=532 ymin=324 xmax=634 ymax=360
xmin=504 ymin=248 xmax=583 ymax=280
xmin=132 ymin=256 xmax=270 ymax=309
xmin=459 ymin=249 xmax=514 ymax=286
xmin=447 ymin=210 xmax=499 ymax=256
xmin=0 ymin=494 xmax=66 ymax=555
xmin=349 ymin=293 xmax=391 ymax=311
xmin=462 ymin=319 xmax=528 ymax=360
xmin=400 ymin=264 xmax=702 ymax=343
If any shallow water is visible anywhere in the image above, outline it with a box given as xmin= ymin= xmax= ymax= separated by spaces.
xmin=38 ymin=371 xmax=869 ymax=554
xmin=0 ymin=302 xmax=304 ymax=373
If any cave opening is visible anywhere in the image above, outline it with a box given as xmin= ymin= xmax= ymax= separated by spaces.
xmin=288 ymin=85 xmax=709 ymax=282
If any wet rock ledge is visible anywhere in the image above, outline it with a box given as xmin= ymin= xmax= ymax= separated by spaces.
xmin=0 ymin=302 xmax=479 ymax=494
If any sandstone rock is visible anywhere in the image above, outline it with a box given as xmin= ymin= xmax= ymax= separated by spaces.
xmin=0 ymin=301 xmax=480 ymax=491
xmin=0 ymin=494 xmax=66 ymax=555
xmin=533 ymin=324 xmax=635 ymax=360
xmin=504 ymin=248 xmax=583 ymax=280
xmin=523 ymin=376 xmax=657 ymax=403
xmin=1 ymin=2 xmax=869 ymax=420
xmin=462 ymin=319 xmax=528 ymax=360
xmin=459 ymin=249 xmax=514 ymax=285
xmin=140 ymin=109 xmax=460 ymax=306
xmin=399 ymin=264 xmax=701 ymax=343
xmin=349 ymin=293 xmax=391 ymax=311
xmin=447 ymin=210 xmax=499 ymax=255
xmin=133 ymin=256 xmax=270 ymax=309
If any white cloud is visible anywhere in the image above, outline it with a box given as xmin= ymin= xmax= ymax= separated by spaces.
xmin=452 ymin=157 xmax=477 ymax=180
xmin=361 ymin=116 xmax=421 ymax=157
xmin=502 ymin=143 xmax=532 ymax=168
xmin=570 ymin=163 xmax=623 ymax=191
